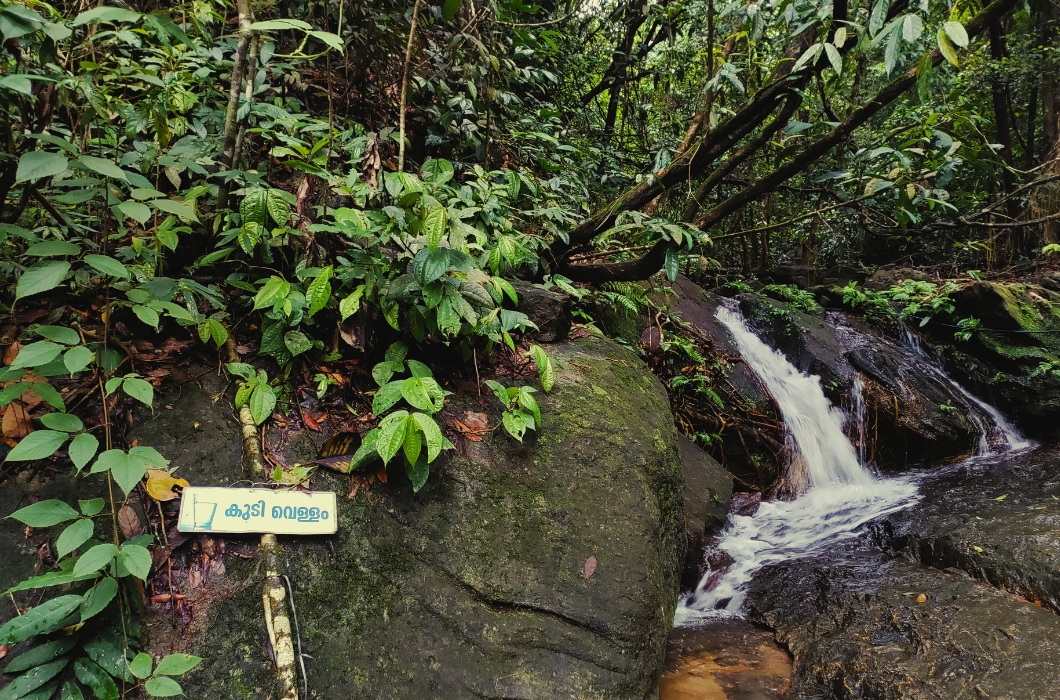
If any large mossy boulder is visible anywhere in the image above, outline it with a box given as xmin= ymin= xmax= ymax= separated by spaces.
xmin=144 ymin=335 xmax=686 ymax=699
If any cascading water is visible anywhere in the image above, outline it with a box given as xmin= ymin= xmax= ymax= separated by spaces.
xmin=676 ymin=304 xmax=1033 ymax=625
xmin=675 ymin=303 xmax=918 ymax=623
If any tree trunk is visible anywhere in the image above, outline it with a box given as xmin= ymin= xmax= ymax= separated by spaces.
xmin=989 ymin=21 xmax=1018 ymax=219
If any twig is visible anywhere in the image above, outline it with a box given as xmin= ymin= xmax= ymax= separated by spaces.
xmin=398 ymin=0 xmax=424 ymax=172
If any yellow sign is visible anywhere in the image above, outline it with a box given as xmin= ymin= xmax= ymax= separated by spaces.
xmin=177 ymin=487 xmax=337 ymax=535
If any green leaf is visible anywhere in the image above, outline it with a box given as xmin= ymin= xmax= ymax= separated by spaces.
xmin=134 ymin=305 xmax=160 ymax=329
xmin=122 ymin=377 xmax=154 ymax=407
xmin=446 ymin=286 xmax=477 ymax=324
xmin=407 ymin=360 xmax=432 ymax=379
xmin=253 ymin=276 xmax=290 ymax=311
xmin=129 ymin=653 xmax=153 ymax=680
xmin=402 ymin=421 xmax=422 ymax=467
xmin=412 ymin=412 xmax=447 ymax=463
xmin=83 ymin=254 xmax=129 ymax=279
xmin=3 ymin=638 xmax=76 ymax=674
xmin=72 ymin=543 xmax=118 ymax=577
xmin=0 ymin=657 xmax=67 ymax=699
xmin=349 ymin=428 xmax=381 ymax=471
xmin=502 ymin=411 xmax=526 ymax=441
xmin=16 ymin=151 xmax=67 ymax=183
xmin=385 ymin=341 xmax=408 ymax=364
xmin=152 ymin=654 xmax=202 ymax=676
xmin=400 ymin=377 xmax=436 ymax=412
xmin=518 ymin=389 xmax=541 ymax=427
xmin=89 ymin=450 xmax=146 ymax=496
xmin=73 ymin=658 xmax=119 ymax=700
xmin=118 ymin=544 xmax=151 ymax=580
xmin=248 ymin=384 xmax=276 ymax=425
xmin=118 ymin=200 xmax=152 ymax=224
xmin=884 ymin=26 xmax=901 ymax=74
xmin=306 ymin=265 xmax=333 ymax=317
xmin=823 ymin=43 xmax=842 ymax=75
xmin=150 ymin=198 xmax=198 ymax=223
xmin=0 ymin=595 xmax=81 ymax=645
xmin=372 ymin=361 xmax=401 ymax=386
xmin=283 ymin=331 xmax=312 ymax=356
xmin=405 ymin=453 xmax=429 ymax=493
xmin=937 ymin=28 xmax=959 ymax=66
xmin=663 ymin=247 xmax=679 ymax=283
xmin=421 ymin=158 xmax=454 ymax=184
xmin=338 ymin=285 xmax=364 ymax=320
xmin=441 ymin=0 xmax=461 ymax=21
xmin=16 ymin=261 xmax=69 ymax=300
xmin=413 ymin=247 xmax=449 ymax=285
xmin=309 ymin=30 xmax=344 ymax=52
xmin=265 ymin=190 xmax=289 ymax=226
xmin=79 ymin=498 xmax=105 ymax=516
xmin=868 ymin=0 xmax=890 ymax=36
xmin=372 ymin=381 xmax=405 ymax=416
xmin=32 ymin=382 xmax=64 ymax=410
xmin=943 ymin=20 xmax=968 ymax=48
xmin=69 ymin=433 xmax=99 ymax=472
xmin=248 ymin=18 xmax=312 ymax=31
xmin=12 ymin=341 xmax=63 ymax=369
xmin=3 ymin=570 xmax=96 ymax=594
xmin=79 ymin=577 xmax=118 ymax=622
xmin=144 ymin=677 xmax=184 ymax=697
xmin=0 ymin=382 xmax=28 ymax=407
xmin=902 ymin=14 xmax=923 ymax=42
xmin=423 ymin=206 xmax=447 ymax=252
xmin=72 ymin=6 xmax=141 ymax=25
xmin=63 ymin=346 xmax=94 ymax=375
xmin=376 ymin=412 xmax=410 ymax=465
xmin=78 ymin=156 xmax=126 ymax=181
xmin=41 ymin=412 xmax=83 ymax=432
xmin=55 ymin=518 xmax=94 ymax=559
xmin=5 ymin=430 xmax=68 ymax=462
xmin=35 ymin=325 xmax=79 ymax=345
xmin=7 ymin=499 xmax=78 ymax=527
xmin=62 ymin=681 xmax=85 ymax=700
xmin=24 ymin=241 xmax=81 ymax=257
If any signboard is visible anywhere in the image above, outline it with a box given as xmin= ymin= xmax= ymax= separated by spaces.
xmin=177 ymin=487 xmax=338 ymax=535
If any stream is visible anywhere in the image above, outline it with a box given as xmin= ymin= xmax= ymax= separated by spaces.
xmin=663 ymin=300 xmax=1037 ymax=698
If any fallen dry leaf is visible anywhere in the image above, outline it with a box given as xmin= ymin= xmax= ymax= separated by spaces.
xmin=584 ymin=555 xmax=598 ymax=579
xmin=454 ymin=411 xmax=489 ymax=441
xmin=916 ymin=593 xmax=927 ymax=604
xmin=0 ymin=644 xmax=11 ymax=661
xmin=145 ymin=469 xmax=189 ymax=502
xmin=4 ymin=341 xmax=20 ymax=366
xmin=118 ymin=505 xmax=143 ymax=539
xmin=2 ymin=401 xmax=32 ymax=439
xmin=376 ymin=467 xmax=388 ymax=484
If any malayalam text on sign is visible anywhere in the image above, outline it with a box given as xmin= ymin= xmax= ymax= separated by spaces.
xmin=177 ymin=486 xmax=338 ymax=535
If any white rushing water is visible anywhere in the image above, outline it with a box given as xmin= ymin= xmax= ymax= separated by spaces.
xmin=676 ymin=307 xmax=1033 ymax=624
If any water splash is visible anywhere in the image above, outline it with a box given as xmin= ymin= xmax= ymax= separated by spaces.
xmin=675 ymin=303 xmax=917 ymax=622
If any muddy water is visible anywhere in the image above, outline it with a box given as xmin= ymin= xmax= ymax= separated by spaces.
xmin=661 ymin=621 xmax=790 ymax=700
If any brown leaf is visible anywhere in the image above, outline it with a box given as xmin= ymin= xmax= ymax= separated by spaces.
xmin=464 ymin=412 xmax=489 ymax=431
xmin=916 ymin=593 xmax=927 ymax=604
xmin=145 ymin=469 xmax=189 ymax=502
xmin=0 ymin=644 xmax=11 ymax=661
xmin=452 ymin=420 xmax=480 ymax=441
xmin=376 ymin=467 xmax=388 ymax=483
xmin=301 ymin=407 xmax=321 ymax=431
xmin=4 ymin=341 xmax=21 ymax=366
xmin=584 ymin=555 xmax=598 ymax=580
xmin=2 ymin=401 xmax=32 ymax=439
xmin=118 ymin=505 xmax=143 ymax=539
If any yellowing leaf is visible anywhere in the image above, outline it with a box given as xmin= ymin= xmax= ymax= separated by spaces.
xmin=145 ymin=468 xmax=189 ymax=502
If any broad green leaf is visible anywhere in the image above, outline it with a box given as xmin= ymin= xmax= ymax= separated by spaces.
xmin=902 ymin=14 xmax=923 ymax=42
xmin=3 ymin=570 xmax=96 ymax=594
xmin=253 ymin=276 xmax=290 ymax=310
xmin=884 ymin=26 xmax=901 ymax=74
xmin=0 ymin=382 xmax=28 ymax=407
xmin=306 ymin=265 xmax=332 ymax=317
xmin=89 ymin=449 xmax=146 ymax=495
xmin=937 ymin=28 xmax=959 ymax=66
xmin=372 ymin=361 xmax=401 ymax=386
xmin=421 ymin=158 xmax=454 ymax=184
xmin=31 ymin=381 xmax=65 ymax=410
xmin=35 ymin=325 xmax=79 ymax=345
xmin=118 ymin=544 xmax=151 ymax=580
xmin=144 ymin=677 xmax=183 ymax=697
xmin=376 ymin=412 xmax=410 ymax=465
xmin=402 ymin=422 xmax=422 ymax=469
xmin=407 ymin=360 xmax=432 ymax=378
xmin=502 ymin=411 xmax=526 ymax=441
xmin=129 ymin=653 xmax=153 ymax=679
xmin=405 ymin=453 xmax=429 ymax=493
xmin=7 ymin=499 xmax=78 ymax=527
xmin=0 ymin=595 xmax=81 ymax=645
xmin=249 ymin=18 xmax=313 ymax=30
xmin=133 ymin=305 xmax=160 ymax=329
xmin=338 ymin=285 xmax=364 ymax=320
xmin=78 ymin=156 xmax=126 ymax=181
xmin=943 ymin=20 xmax=968 ymax=47
xmin=248 ymin=384 xmax=276 ymax=425
xmin=823 ymin=43 xmax=842 ymax=75
xmin=423 ymin=206 xmax=447 ymax=251
xmin=72 ymin=543 xmax=118 ymax=577
xmin=56 ymin=518 xmax=94 ymax=559
xmin=41 ymin=412 xmax=83 ymax=432
xmin=153 ymin=654 xmax=202 ymax=675
xmin=82 ymin=635 xmax=130 ymax=687
xmin=72 ymin=6 xmax=141 ymax=25
xmin=84 ymin=254 xmax=130 ymax=279
xmin=309 ymin=30 xmax=344 ymax=52
xmin=79 ymin=577 xmax=118 ymax=622
xmin=122 ymin=377 xmax=154 ymax=407
xmin=401 ymin=377 xmax=435 ymax=412
xmin=518 ymin=389 xmax=541 ymax=427
xmin=869 ymin=0 xmax=890 ymax=36
xmin=3 ymin=638 xmax=76 ymax=674
xmin=265 ymin=190 xmax=289 ymax=226
xmin=69 ymin=433 xmax=99 ymax=471
xmin=349 ymin=429 xmax=381 ymax=471
xmin=12 ymin=341 xmax=63 ymax=368
xmin=446 ymin=286 xmax=477 ymax=324
xmin=62 ymin=681 xmax=85 ymax=700
xmin=79 ymin=498 xmax=105 ymax=516
xmin=412 ymin=413 xmax=447 ymax=462
xmin=118 ymin=200 xmax=152 ymax=224
xmin=25 ymin=241 xmax=80 ymax=257
xmin=0 ymin=657 xmax=67 ymax=699
xmin=385 ymin=341 xmax=408 ymax=364
xmin=16 ymin=151 xmax=67 ymax=183
xmin=73 ymin=658 xmax=118 ymax=700
xmin=150 ymin=198 xmax=198 ymax=223
xmin=372 ymin=381 xmax=405 ymax=416
xmin=5 ymin=430 xmax=68 ymax=462
xmin=283 ymin=330 xmax=312 ymax=356
xmin=16 ymin=261 xmax=69 ymax=299
xmin=663 ymin=247 xmax=679 ymax=283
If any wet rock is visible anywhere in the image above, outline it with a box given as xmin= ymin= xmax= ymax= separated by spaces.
xmin=864 ymin=266 xmax=933 ymax=292
xmin=679 ymin=435 xmax=732 ymax=588
xmin=146 ymin=336 xmax=685 ymax=699
xmin=661 ymin=620 xmax=791 ymax=699
xmin=511 ymin=279 xmax=571 ymax=342
xmin=730 ymin=492 xmax=761 ymax=517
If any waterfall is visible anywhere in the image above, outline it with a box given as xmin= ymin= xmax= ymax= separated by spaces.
xmin=675 ymin=303 xmax=919 ymax=622
xmin=676 ymin=304 xmax=1033 ymax=625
